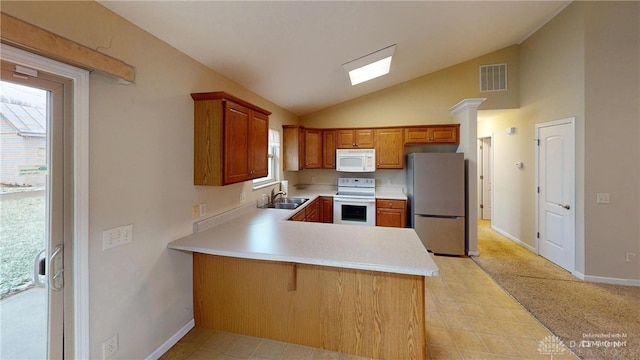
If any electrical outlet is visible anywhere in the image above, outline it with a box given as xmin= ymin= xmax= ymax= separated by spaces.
xmin=311 ymin=176 xmax=316 ymax=184
xmin=192 ymin=205 xmax=199 ymax=219
xmin=240 ymin=192 xmax=246 ymax=203
xmin=102 ymin=333 xmax=118 ymax=359
xmin=626 ymin=252 xmax=637 ymax=263
xmin=199 ymin=203 xmax=207 ymax=217
xmin=102 ymin=224 xmax=133 ymax=250
xmin=596 ymin=193 xmax=610 ymax=204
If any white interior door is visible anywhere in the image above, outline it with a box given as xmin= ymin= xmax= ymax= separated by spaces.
xmin=536 ymin=118 xmax=575 ymax=272
xmin=478 ymin=137 xmax=493 ymax=220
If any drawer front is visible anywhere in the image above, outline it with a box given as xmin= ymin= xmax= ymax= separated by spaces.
xmin=376 ymin=199 xmax=406 ymax=209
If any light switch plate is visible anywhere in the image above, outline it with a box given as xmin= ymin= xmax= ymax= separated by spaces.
xmin=596 ymin=193 xmax=610 ymax=204
xmin=102 ymin=224 xmax=133 ymax=250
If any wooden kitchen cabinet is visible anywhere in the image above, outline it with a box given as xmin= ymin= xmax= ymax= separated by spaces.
xmin=289 ymin=198 xmax=321 ymax=222
xmin=290 ymin=208 xmax=306 ymax=222
xmin=322 ymin=130 xmax=336 ymax=169
xmin=404 ymin=125 xmax=459 ymax=144
xmin=375 ymin=128 xmax=404 ymax=169
xmin=192 ymin=92 xmax=271 ymax=186
xmin=337 ymin=128 xmax=375 ymax=148
xmin=376 ymin=199 xmax=407 ymax=228
xmin=304 ymin=129 xmax=322 ymax=169
xmin=283 ymin=125 xmax=305 ymax=171
xmin=319 ymin=196 xmax=333 ymax=223
xmin=304 ymin=198 xmax=320 ymax=222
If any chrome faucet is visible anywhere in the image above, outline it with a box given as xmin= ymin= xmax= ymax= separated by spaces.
xmin=270 ymin=187 xmax=287 ymax=204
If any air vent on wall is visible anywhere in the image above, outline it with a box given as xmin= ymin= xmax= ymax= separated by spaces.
xmin=479 ymin=63 xmax=507 ymax=92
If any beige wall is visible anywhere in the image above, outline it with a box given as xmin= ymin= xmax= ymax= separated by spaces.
xmin=295 ymin=46 xmax=520 ymax=189
xmin=508 ymin=2 xmax=586 ymax=266
xmin=481 ymin=2 xmax=640 ymax=282
xmin=1 ymin=1 xmax=298 ymax=359
xmin=583 ymin=2 xmax=639 ymax=280
xmin=300 ymin=45 xmax=519 ymax=129
xmin=2 ymin=1 xmax=637 ymax=358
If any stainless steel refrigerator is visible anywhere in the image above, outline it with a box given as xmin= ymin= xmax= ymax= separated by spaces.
xmin=407 ymin=153 xmax=466 ymax=255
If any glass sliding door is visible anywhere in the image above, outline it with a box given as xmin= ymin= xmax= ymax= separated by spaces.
xmin=1 ymin=61 xmax=71 ymax=359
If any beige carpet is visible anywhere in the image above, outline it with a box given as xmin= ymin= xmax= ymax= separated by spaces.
xmin=473 ymin=221 xmax=640 ymax=360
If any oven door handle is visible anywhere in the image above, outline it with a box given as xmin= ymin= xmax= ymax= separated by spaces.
xmin=334 ymin=198 xmax=376 ymax=204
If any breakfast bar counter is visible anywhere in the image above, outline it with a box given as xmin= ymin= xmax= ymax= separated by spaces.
xmin=168 ymin=194 xmax=438 ymax=359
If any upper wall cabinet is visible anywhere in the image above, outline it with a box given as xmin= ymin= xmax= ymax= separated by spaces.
xmin=404 ymin=125 xmax=459 ymax=144
xmin=283 ymin=125 xmax=305 ymax=171
xmin=192 ymin=92 xmax=271 ymax=186
xmin=337 ymin=129 xmax=374 ymax=149
xmin=322 ymin=130 xmax=337 ymax=169
xmin=304 ymin=129 xmax=323 ymax=169
xmin=375 ymin=128 xmax=404 ymax=169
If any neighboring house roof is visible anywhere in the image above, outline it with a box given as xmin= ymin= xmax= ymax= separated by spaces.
xmin=0 ymin=101 xmax=46 ymax=137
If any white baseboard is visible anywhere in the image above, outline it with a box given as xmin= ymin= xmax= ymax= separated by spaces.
xmin=573 ymin=272 xmax=640 ymax=287
xmin=490 ymin=225 xmax=537 ymax=253
xmin=146 ymin=319 xmax=195 ymax=360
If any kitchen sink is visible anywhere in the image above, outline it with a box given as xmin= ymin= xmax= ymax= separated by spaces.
xmin=277 ymin=198 xmax=308 ymax=204
xmin=260 ymin=197 xmax=308 ymax=210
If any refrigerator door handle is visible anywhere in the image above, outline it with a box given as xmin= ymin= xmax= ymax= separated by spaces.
xmin=415 ymin=214 xmax=464 ymax=219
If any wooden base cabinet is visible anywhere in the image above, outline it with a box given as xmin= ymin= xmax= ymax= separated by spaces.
xmin=319 ymin=196 xmax=333 ymax=223
xmin=194 ymin=254 xmax=426 ymax=360
xmin=376 ymin=199 xmax=407 ymax=228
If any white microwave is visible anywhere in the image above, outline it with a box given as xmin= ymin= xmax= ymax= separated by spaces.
xmin=336 ymin=149 xmax=376 ymax=172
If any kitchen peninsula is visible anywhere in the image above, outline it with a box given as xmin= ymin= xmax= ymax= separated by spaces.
xmin=168 ymin=190 xmax=439 ymax=359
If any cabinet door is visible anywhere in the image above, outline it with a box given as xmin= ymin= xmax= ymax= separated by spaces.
xmin=251 ymin=111 xmax=269 ymax=178
xmin=304 ymin=129 xmax=322 ymax=169
xmin=320 ymin=196 xmax=334 ymax=223
xmin=337 ymin=129 xmax=374 ymax=148
xmin=404 ymin=127 xmax=430 ymax=144
xmin=354 ymin=129 xmax=374 ymax=148
xmin=290 ymin=209 xmax=306 ymax=222
xmin=224 ymin=101 xmax=252 ymax=184
xmin=304 ymin=199 xmax=320 ymax=222
xmin=429 ymin=126 xmax=458 ymax=144
xmin=322 ymin=130 xmax=336 ymax=169
xmin=376 ymin=199 xmax=406 ymax=228
xmin=283 ymin=125 xmax=304 ymax=171
xmin=375 ymin=128 xmax=404 ymax=169
xmin=337 ymin=130 xmax=356 ymax=148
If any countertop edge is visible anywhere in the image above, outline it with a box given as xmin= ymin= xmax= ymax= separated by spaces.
xmin=167 ymin=242 xmax=437 ymax=277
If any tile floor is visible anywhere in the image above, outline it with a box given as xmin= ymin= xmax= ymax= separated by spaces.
xmin=161 ymin=255 xmax=578 ymax=360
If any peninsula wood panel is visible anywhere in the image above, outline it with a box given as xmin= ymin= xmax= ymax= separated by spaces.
xmin=193 ymin=254 xmax=426 ymax=359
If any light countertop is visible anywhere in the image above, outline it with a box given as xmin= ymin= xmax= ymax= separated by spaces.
xmin=168 ymin=187 xmax=437 ymax=277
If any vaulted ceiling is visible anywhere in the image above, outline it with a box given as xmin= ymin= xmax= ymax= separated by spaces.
xmin=99 ymin=1 xmax=569 ymax=116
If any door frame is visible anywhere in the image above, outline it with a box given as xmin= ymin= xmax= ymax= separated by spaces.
xmin=534 ymin=117 xmax=576 ymax=272
xmin=1 ymin=44 xmax=90 ymax=359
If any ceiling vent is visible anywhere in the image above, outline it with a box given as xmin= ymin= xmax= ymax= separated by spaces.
xmin=479 ymin=63 xmax=507 ymax=92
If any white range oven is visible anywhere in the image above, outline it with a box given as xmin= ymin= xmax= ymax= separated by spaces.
xmin=333 ymin=177 xmax=376 ymax=226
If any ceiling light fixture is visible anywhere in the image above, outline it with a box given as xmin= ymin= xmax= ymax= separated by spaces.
xmin=343 ymin=44 xmax=396 ymax=86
